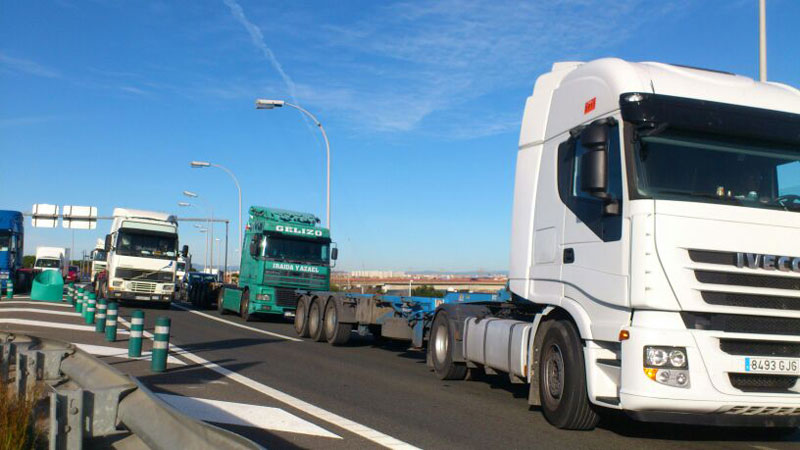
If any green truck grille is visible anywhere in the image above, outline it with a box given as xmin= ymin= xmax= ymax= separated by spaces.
xmin=263 ymin=270 xmax=328 ymax=290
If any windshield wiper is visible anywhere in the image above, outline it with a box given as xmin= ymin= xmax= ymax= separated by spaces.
xmin=652 ymin=190 xmax=743 ymax=203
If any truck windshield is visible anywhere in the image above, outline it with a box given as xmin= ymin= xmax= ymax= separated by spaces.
xmin=92 ymin=250 xmax=107 ymax=261
xmin=117 ymin=230 xmax=178 ymax=259
xmin=265 ymin=235 xmax=329 ymax=264
xmin=35 ymin=259 xmax=60 ymax=268
xmin=634 ymin=132 xmax=800 ymax=212
xmin=0 ymin=233 xmax=9 ymax=251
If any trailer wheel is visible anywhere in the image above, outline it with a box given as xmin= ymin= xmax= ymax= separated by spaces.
xmin=539 ymin=319 xmax=599 ymax=430
xmin=294 ymin=296 xmax=310 ymax=337
xmin=240 ymin=289 xmax=253 ymax=322
xmin=324 ymin=299 xmax=352 ymax=346
xmin=429 ymin=311 xmax=467 ymax=380
xmin=307 ymin=298 xmax=325 ymax=342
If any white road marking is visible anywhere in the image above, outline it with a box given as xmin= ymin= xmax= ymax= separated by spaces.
xmin=0 ymin=300 xmax=72 ymax=308
xmin=171 ymin=303 xmax=302 ymax=342
xmin=156 ymin=394 xmax=340 ymax=438
xmin=0 ymin=318 xmax=129 ymax=334
xmin=74 ymin=343 xmax=186 ymax=366
xmin=117 ymin=317 xmax=418 ymax=449
xmin=0 ymin=308 xmax=80 ymax=317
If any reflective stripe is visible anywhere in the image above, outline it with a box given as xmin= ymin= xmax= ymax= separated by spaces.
xmin=155 ymin=326 xmax=170 ymax=334
xmin=131 ymin=318 xmax=144 ymax=325
xmin=87 ymin=307 xmax=95 ymax=312
xmin=152 ymin=340 xmax=168 ymax=349
xmin=130 ymin=330 xmax=143 ymax=338
xmin=96 ymin=313 xmax=106 ymax=319
xmin=106 ymin=319 xmax=116 ymax=326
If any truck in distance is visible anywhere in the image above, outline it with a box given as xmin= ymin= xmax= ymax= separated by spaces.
xmin=0 ymin=210 xmax=24 ymax=293
xmin=281 ymin=58 xmax=800 ymax=432
xmin=98 ymin=208 xmax=187 ymax=308
xmin=90 ymin=238 xmax=107 ymax=291
xmin=34 ymin=246 xmax=70 ymax=279
xmin=218 ymin=206 xmax=335 ymax=320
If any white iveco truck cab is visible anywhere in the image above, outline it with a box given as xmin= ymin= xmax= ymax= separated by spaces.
xmin=429 ymin=58 xmax=800 ymax=430
xmin=90 ymin=238 xmax=107 ymax=290
xmin=100 ymin=208 xmax=187 ymax=307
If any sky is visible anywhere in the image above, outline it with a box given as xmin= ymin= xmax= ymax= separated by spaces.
xmin=1 ymin=0 xmax=799 ymax=272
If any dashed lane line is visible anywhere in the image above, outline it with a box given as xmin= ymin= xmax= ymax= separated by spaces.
xmin=117 ymin=316 xmax=420 ymax=449
xmin=0 ymin=300 xmax=72 ymax=308
xmin=0 ymin=318 xmax=129 ymax=334
xmin=171 ymin=303 xmax=302 ymax=342
xmin=74 ymin=343 xmax=186 ymax=366
xmin=0 ymin=307 xmax=80 ymax=317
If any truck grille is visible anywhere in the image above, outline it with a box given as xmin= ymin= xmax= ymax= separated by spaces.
xmin=116 ymin=268 xmax=173 ymax=282
xmin=695 ymin=270 xmax=800 ymax=291
xmin=728 ymin=373 xmax=798 ymax=394
xmin=702 ymin=291 xmax=800 ymax=311
xmin=723 ymin=405 xmax=800 ymax=416
xmin=682 ymin=312 xmax=800 ymax=336
xmin=130 ymin=281 xmax=156 ymax=294
xmin=720 ymin=339 xmax=800 ymax=358
xmin=263 ymin=270 xmax=327 ymax=290
xmin=275 ymin=288 xmax=298 ymax=308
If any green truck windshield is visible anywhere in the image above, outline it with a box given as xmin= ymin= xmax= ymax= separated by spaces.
xmin=265 ymin=235 xmax=329 ymax=265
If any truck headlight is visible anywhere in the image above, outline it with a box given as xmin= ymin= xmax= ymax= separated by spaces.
xmin=163 ymin=284 xmax=173 ymax=292
xmin=644 ymin=346 xmax=690 ymax=388
xmin=112 ymin=280 xmax=123 ymax=287
xmin=256 ymin=294 xmax=271 ymax=301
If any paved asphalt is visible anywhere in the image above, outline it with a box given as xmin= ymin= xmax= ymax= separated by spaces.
xmin=2 ymin=294 xmax=799 ymax=449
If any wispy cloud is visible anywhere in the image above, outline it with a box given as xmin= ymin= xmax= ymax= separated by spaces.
xmin=0 ymin=53 xmax=60 ymax=78
xmin=222 ymin=0 xmax=299 ymax=105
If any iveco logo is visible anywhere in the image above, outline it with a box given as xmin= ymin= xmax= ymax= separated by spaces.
xmin=736 ymin=253 xmax=800 ymax=272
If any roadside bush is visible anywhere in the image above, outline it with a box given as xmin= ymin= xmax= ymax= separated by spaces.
xmin=0 ymin=379 xmax=44 ymax=450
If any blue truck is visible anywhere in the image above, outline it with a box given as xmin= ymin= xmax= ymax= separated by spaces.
xmin=0 ymin=210 xmax=25 ymax=293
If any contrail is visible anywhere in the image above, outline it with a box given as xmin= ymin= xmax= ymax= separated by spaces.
xmin=222 ymin=0 xmax=299 ymax=105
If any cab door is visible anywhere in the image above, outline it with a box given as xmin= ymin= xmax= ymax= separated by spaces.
xmin=559 ymin=118 xmax=630 ymax=341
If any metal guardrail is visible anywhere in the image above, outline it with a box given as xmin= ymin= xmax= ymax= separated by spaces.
xmin=0 ymin=331 xmax=263 ymax=450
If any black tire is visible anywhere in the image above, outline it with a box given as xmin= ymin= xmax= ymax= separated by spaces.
xmin=539 ymin=320 xmax=599 ymax=430
xmin=368 ymin=325 xmax=386 ymax=344
xmin=217 ymin=288 xmax=227 ymax=314
xmin=307 ymin=298 xmax=325 ymax=342
xmin=429 ymin=311 xmax=467 ymax=380
xmin=240 ymin=289 xmax=253 ymax=321
xmin=323 ymin=299 xmax=352 ymax=345
xmin=294 ymin=296 xmax=310 ymax=337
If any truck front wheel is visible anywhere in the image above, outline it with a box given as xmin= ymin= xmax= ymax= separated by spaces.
xmin=294 ymin=296 xmax=310 ymax=337
xmin=217 ymin=288 xmax=227 ymax=315
xmin=539 ymin=319 xmax=599 ymax=430
xmin=307 ymin=298 xmax=325 ymax=342
xmin=240 ymin=289 xmax=253 ymax=321
xmin=429 ymin=311 xmax=467 ymax=380
xmin=324 ymin=299 xmax=352 ymax=346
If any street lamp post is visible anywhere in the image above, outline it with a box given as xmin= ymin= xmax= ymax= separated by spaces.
xmin=190 ymin=161 xmax=242 ymax=269
xmin=196 ymin=227 xmax=208 ymax=272
xmin=255 ymin=99 xmax=331 ymax=231
xmin=183 ymin=191 xmax=214 ymax=270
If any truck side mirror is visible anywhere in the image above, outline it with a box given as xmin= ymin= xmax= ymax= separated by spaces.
xmin=249 ymin=236 xmax=259 ymax=257
xmin=104 ymin=234 xmax=112 ymax=252
xmin=579 ymin=123 xmax=609 ymax=195
xmin=331 ymin=247 xmax=338 ymax=261
xmin=181 ymin=245 xmax=189 ymax=257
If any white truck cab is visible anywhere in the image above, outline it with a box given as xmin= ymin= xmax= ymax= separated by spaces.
xmin=34 ymin=246 xmax=69 ymax=278
xmin=507 ymin=58 xmax=800 ymax=427
xmin=90 ymin=238 xmax=107 ymax=288
xmin=100 ymin=208 xmax=186 ymax=306
xmin=429 ymin=58 xmax=800 ymax=431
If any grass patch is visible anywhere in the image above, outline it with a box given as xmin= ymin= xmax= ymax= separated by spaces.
xmin=0 ymin=379 xmax=46 ymax=450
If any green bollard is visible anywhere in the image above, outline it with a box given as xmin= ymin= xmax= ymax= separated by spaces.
xmin=151 ymin=316 xmax=170 ymax=372
xmin=105 ymin=303 xmax=118 ymax=342
xmin=129 ymin=310 xmax=144 ymax=357
xmin=95 ymin=299 xmax=107 ymax=332
xmin=85 ymin=293 xmax=97 ymax=324
xmin=5 ymin=280 xmax=13 ymax=299
xmin=76 ymin=288 xmax=85 ymax=313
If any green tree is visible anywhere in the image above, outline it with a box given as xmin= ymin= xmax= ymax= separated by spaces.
xmin=22 ymin=255 xmax=35 ymax=268
xmin=411 ymin=285 xmax=445 ymax=298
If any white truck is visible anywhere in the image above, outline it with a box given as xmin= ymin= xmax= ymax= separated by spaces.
xmin=34 ymin=246 xmax=69 ymax=278
xmin=90 ymin=238 xmax=107 ymax=290
xmin=294 ymin=58 xmax=800 ymax=432
xmin=98 ymin=208 xmax=187 ymax=307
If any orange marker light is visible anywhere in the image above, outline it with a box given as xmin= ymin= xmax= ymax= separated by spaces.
xmin=644 ymin=368 xmax=658 ymax=380
xmin=584 ymin=97 xmax=596 ymax=114
xmin=618 ymin=330 xmax=630 ymax=341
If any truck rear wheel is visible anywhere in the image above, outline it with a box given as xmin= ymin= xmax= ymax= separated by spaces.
xmin=308 ymin=298 xmax=325 ymax=342
xmin=324 ymin=299 xmax=352 ymax=346
xmin=429 ymin=311 xmax=467 ymax=380
xmin=217 ymin=288 xmax=227 ymax=314
xmin=294 ymin=296 xmax=310 ymax=337
xmin=240 ymin=289 xmax=253 ymax=322
xmin=539 ymin=319 xmax=599 ymax=430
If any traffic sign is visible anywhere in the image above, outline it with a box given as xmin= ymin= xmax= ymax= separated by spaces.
xmin=31 ymin=204 xmax=59 ymax=228
xmin=63 ymin=205 xmax=98 ymax=229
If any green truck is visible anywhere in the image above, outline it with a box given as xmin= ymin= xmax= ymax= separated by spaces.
xmin=218 ymin=206 xmax=335 ymax=320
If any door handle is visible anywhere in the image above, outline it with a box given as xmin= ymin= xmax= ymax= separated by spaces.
xmin=563 ymin=248 xmax=575 ymax=264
